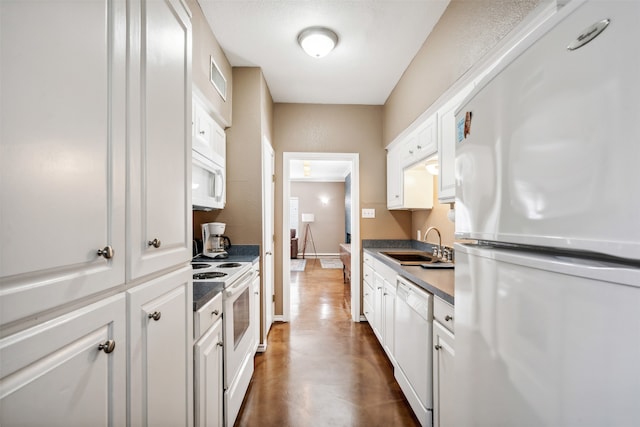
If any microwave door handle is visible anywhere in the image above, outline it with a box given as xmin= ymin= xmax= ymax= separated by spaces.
xmin=209 ymin=172 xmax=216 ymax=198
xmin=215 ymin=170 xmax=224 ymax=201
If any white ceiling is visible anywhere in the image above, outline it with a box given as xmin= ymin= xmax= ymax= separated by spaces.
xmin=290 ymin=159 xmax=352 ymax=182
xmin=198 ymin=0 xmax=450 ymax=105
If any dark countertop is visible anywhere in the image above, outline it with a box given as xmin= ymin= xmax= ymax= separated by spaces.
xmin=193 ymin=282 xmax=224 ymax=311
xmin=363 ymin=241 xmax=454 ymax=305
xmin=192 ymin=245 xmax=260 ymax=311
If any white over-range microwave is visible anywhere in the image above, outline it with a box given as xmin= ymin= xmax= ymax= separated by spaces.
xmin=192 ymin=150 xmax=225 ymax=210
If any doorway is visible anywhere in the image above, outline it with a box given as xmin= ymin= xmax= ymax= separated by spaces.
xmin=282 ymin=152 xmax=360 ymax=322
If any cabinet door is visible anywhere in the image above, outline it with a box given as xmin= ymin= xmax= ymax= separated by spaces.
xmin=0 ymin=0 xmax=126 ymax=325
xmin=0 ymin=294 xmax=126 ymax=427
xmin=386 ymin=147 xmax=403 ymax=209
xmin=382 ymin=280 xmax=396 ymax=366
xmin=437 ymin=85 xmax=473 ymax=203
xmin=194 ymin=318 xmax=224 ymax=427
xmin=128 ymin=266 xmax=193 ymax=427
xmin=433 ymin=321 xmax=455 ymax=427
xmin=128 ymin=0 xmax=192 ymax=280
xmin=372 ymin=272 xmax=384 ymax=342
xmin=193 ymin=100 xmax=216 ymax=161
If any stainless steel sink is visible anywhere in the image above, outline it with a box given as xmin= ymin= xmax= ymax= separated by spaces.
xmin=380 ymin=251 xmax=454 ymax=268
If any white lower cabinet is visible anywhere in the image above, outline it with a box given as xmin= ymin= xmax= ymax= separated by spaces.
xmin=0 ymin=294 xmax=127 ymax=427
xmin=433 ymin=297 xmax=455 ymax=427
xmin=433 ymin=321 xmax=455 ymax=427
xmin=372 ymin=272 xmax=384 ymax=342
xmin=127 ymin=267 xmax=193 ymax=427
xmin=382 ymin=278 xmax=396 ymax=366
xmin=194 ymin=317 xmax=224 ymax=427
xmin=363 ymin=252 xmax=457 ymax=427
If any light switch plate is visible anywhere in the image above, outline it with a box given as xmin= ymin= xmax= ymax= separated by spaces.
xmin=361 ymin=208 xmax=375 ymax=218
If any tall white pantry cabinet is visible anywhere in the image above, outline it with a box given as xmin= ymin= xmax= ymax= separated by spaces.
xmin=0 ymin=1 xmax=194 ymax=426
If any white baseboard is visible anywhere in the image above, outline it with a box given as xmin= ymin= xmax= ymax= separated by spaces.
xmin=256 ymin=343 xmax=267 ymax=353
xmin=359 ymin=315 xmax=367 ymax=322
xmin=273 ymin=315 xmax=285 ymax=322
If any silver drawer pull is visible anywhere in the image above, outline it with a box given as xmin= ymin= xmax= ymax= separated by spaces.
xmin=97 ymin=245 xmax=114 ymax=259
xmin=98 ymin=340 xmax=116 ymax=354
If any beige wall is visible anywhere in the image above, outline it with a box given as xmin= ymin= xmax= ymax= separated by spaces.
xmin=273 ymin=103 xmax=411 ymax=314
xmin=194 ymin=68 xmax=272 ymax=244
xmin=186 ymin=0 xmax=233 ymax=127
xmin=383 ymin=0 xmax=542 ymax=247
xmin=291 ymin=181 xmax=346 ymax=255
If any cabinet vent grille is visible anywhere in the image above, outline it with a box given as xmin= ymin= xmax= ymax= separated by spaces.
xmin=210 ymin=56 xmax=227 ymax=101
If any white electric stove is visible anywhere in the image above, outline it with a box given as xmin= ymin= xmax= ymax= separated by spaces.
xmin=191 ymin=257 xmax=256 ymax=427
xmin=191 ymin=259 xmax=252 ymax=287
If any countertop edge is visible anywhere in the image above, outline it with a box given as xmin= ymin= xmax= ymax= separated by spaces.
xmin=364 ymin=248 xmax=455 ymax=305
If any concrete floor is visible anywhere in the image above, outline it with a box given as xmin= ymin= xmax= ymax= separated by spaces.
xmin=234 ymin=258 xmax=420 ymax=426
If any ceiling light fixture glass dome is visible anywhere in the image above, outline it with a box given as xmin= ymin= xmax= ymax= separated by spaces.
xmin=298 ymin=27 xmax=338 ymax=58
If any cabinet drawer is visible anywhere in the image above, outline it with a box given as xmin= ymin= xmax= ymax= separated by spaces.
xmin=363 ymin=281 xmax=374 ymax=310
xmin=194 ymin=292 xmax=223 ymax=339
xmin=363 ymin=251 xmax=374 ymax=267
xmin=434 ymin=297 xmax=454 ymax=333
xmin=363 ymin=262 xmax=374 ymax=286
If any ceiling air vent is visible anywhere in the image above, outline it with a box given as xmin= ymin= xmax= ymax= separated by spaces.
xmin=210 ymin=56 xmax=227 ymax=101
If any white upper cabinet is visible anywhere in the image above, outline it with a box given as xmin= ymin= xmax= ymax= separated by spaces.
xmin=0 ymin=0 xmax=127 ymax=324
xmin=193 ymin=96 xmax=226 ymax=167
xmin=387 ymin=115 xmax=436 ymax=210
xmin=387 ymin=148 xmax=404 ymax=209
xmin=402 ymin=116 xmax=438 ymax=168
xmin=128 ymin=0 xmax=193 ymax=280
xmin=437 ymin=85 xmax=474 ymax=203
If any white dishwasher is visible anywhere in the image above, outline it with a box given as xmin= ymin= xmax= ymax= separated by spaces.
xmin=394 ymin=276 xmax=433 ymax=427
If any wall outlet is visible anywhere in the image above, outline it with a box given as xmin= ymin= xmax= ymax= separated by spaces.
xmin=361 ymin=208 xmax=375 ymax=219
xmin=417 ymin=230 xmax=421 ymax=241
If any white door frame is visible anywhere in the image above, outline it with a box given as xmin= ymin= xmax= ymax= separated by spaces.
xmin=282 ymin=152 xmax=361 ymax=322
xmin=261 ymin=137 xmax=275 ymax=350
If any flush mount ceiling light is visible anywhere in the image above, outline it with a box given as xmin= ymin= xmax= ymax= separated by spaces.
xmin=297 ymin=27 xmax=338 ymax=58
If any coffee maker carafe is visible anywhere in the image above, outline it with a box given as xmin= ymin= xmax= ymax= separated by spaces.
xmin=202 ymin=222 xmax=232 ymax=258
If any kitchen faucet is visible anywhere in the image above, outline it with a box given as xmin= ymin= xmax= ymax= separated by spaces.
xmin=423 ymin=226 xmax=442 ymax=258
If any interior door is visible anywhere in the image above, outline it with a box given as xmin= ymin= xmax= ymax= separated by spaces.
xmin=262 ymin=137 xmax=275 ymax=341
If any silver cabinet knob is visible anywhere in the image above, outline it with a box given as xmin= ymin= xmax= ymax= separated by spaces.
xmin=97 ymin=246 xmax=114 ymax=259
xmin=266 ymin=251 xmax=272 ymax=255
xmin=434 ymin=344 xmax=442 ymax=351
xmin=211 ymin=310 xmax=219 ymax=316
xmin=148 ymin=311 xmax=161 ymax=321
xmin=254 ymin=292 xmax=259 ymax=295
xmin=445 ymin=315 xmax=453 ymax=321
xmin=199 ymin=130 xmax=205 ymax=135
xmin=148 ymin=238 xmax=161 ymax=248
xmin=216 ymin=341 xmax=223 ymax=348
xmin=98 ymin=339 xmax=116 ymax=354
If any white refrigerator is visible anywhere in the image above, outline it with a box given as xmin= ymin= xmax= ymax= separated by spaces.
xmin=453 ymin=0 xmax=640 ymax=425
